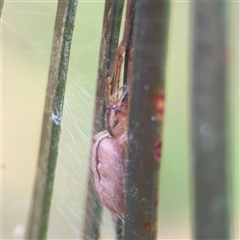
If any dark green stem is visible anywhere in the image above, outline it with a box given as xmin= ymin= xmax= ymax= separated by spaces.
xmin=124 ymin=1 xmax=170 ymax=239
xmin=191 ymin=2 xmax=229 ymax=239
xmin=0 ymin=0 xmax=3 ymax=17
xmin=82 ymin=1 xmax=124 ymax=239
xmin=25 ymin=0 xmax=78 ymax=239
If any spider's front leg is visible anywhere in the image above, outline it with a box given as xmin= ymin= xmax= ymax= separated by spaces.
xmin=105 ymin=50 xmax=124 ymax=106
xmin=105 ymin=0 xmax=132 ymax=107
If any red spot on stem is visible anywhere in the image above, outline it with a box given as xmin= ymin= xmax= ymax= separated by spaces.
xmin=154 ymin=140 xmax=162 ymax=161
xmin=143 ymin=221 xmax=152 ymax=232
xmin=152 ymin=91 xmax=165 ymax=120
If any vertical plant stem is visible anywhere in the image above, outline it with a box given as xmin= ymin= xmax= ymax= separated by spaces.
xmin=0 ymin=0 xmax=3 ymax=17
xmin=191 ymin=2 xmax=229 ymax=239
xmin=123 ymin=0 xmax=136 ymax=86
xmin=115 ymin=2 xmax=136 ymax=239
xmin=25 ymin=0 xmax=78 ymax=239
xmin=124 ymin=1 xmax=170 ymax=239
xmin=82 ymin=1 xmax=124 ymax=239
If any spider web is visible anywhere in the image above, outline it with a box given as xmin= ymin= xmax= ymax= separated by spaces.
xmin=2 ymin=1 xmax=239 ymax=240
xmin=1 ymin=2 xmax=190 ymax=238
xmin=1 ymin=1 xmax=124 ymax=239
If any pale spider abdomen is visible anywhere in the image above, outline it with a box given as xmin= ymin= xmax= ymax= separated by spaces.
xmin=92 ymin=136 xmax=127 ymax=218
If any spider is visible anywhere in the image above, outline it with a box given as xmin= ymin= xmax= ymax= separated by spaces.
xmin=91 ymin=0 xmax=133 ymax=218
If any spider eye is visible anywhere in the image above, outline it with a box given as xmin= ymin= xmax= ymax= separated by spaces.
xmin=109 ymin=106 xmax=114 ymax=112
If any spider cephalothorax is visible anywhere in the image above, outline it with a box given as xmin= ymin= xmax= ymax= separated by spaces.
xmin=106 ymin=87 xmax=128 ymax=138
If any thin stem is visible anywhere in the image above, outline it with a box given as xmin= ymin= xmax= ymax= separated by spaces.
xmin=191 ymin=2 xmax=229 ymax=239
xmin=25 ymin=0 xmax=78 ymax=239
xmin=82 ymin=1 xmax=124 ymax=239
xmin=114 ymin=2 xmax=136 ymax=239
xmin=124 ymin=1 xmax=170 ymax=239
xmin=123 ymin=0 xmax=136 ymax=86
xmin=0 ymin=0 xmax=3 ymax=17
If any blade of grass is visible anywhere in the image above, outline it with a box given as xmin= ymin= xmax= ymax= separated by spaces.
xmin=25 ymin=0 xmax=78 ymax=239
xmin=191 ymin=2 xmax=229 ymax=239
xmin=0 ymin=0 xmax=3 ymax=17
xmin=124 ymin=1 xmax=170 ymax=239
xmin=82 ymin=1 xmax=124 ymax=239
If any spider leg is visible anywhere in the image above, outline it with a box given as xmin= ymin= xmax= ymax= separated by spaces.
xmin=106 ymin=56 xmax=123 ymax=106
xmin=105 ymin=0 xmax=132 ymax=107
xmin=93 ymin=130 xmax=109 ymax=144
xmin=109 ymin=85 xmax=127 ymax=105
xmin=117 ymin=132 xmax=128 ymax=145
xmin=113 ymin=55 xmax=124 ymax=96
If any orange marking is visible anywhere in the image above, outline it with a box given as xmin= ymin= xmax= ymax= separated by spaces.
xmin=152 ymin=91 xmax=165 ymax=120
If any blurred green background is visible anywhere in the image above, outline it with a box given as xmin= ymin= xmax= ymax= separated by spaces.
xmin=2 ymin=1 xmax=239 ymax=239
